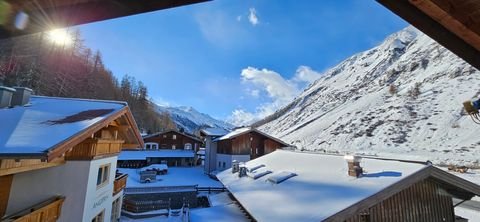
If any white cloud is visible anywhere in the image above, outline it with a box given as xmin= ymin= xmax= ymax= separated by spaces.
xmin=241 ymin=67 xmax=298 ymax=103
xmin=228 ymin=66 xmax=323 ymax=126
xmin=249 ymin=89 xmax=260 ymax=97
xmin=294 ymin=66 xmax=322 ymax=84
xmin=236 ymin=15 xmax=242 ymax=21
xmin=248 ymin=8 xmax=259 ymax=26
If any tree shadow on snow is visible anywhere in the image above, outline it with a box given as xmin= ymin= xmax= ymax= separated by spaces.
xmin=363 ymin=171 xmax=402 ymax=178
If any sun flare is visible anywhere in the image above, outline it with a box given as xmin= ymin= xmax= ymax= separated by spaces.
xmin=47 ymin=29 xmax=73 ymax=46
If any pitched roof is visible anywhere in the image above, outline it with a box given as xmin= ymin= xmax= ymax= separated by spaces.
xmin=217 ymin=150 xmax=480 ymax=222
xmin=214 ymin=127 xmax=290 ymax=147
xmin=0 ymin=96 xmax=143 ymax=160
xmin=199 ymin=127 xmax=229 ymax=137
xmin=143 ymin=129 xmax=203 ymax=142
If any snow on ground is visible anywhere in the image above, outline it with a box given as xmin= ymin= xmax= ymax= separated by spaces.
xmin=190 ymin=204 xmax=248 ymax=222
xmin=119 ymin=167 xmax=222 ymax=187
xmin=455 ymin=207 xmax=480 ymax=222
xmin=208 ymin=192 xmax=234 ymax=207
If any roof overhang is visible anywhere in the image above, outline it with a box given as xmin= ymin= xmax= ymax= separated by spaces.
xmin=377 ymin=0 xmax=480 ymax=70
xmin=325 ymin=166 xmax=480 ymax=221
xmin=44 ymin=106 xmax=144 ymax=161
xmin=0 ymin=0 xmax=210 ymax=39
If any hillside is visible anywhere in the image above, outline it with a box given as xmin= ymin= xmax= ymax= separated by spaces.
xmin=257 ymin=26 xmax=480 ymax=166
xmin=154 ymin=104 xmax=233 ymax=134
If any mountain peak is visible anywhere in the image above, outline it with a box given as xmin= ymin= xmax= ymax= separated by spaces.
xmin=257 ymin=26 xmax=480 ymax=166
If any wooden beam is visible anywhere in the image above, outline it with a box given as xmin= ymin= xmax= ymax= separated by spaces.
xmin=377 ymin=0 xmax=480 ymax=70
xmin=409 ymin=0 xmax=480 ymax=51
xmin=0 ymin=158 xmax=65 ymax=177
xmin=0 ymin=0 xmax=210 ymax=39
xmin=0 ymin=175 xmax=13 ymax=217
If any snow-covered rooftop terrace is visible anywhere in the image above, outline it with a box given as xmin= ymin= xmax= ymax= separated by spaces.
xmin=0 ymin=96 xmax=125 ymax=156
xmin=217 ymin=149 xmax=427 ymax=222
xmin=119 ymin=167 xmax=222 ymax=187
xmin=118 ymin=150 xmax=195 ymax=160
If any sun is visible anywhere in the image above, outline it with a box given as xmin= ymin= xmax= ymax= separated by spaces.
xmin=47 ymin=29 xmax=73 ymax=46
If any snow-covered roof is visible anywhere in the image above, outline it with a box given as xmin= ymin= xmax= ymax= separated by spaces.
xmin=214 ymin=127 xmax=290 ymax=147
xmin=0 ymin=96 xmax=127 ymax=157
xmin=215 ymin=127 xmax=251 ymax=140
xmin=118 ymin=150 xmax=195 ymax=160
xmin=143 ymin=129 xmax=202 ymax=142
xmin=200 ymin=127 xmax=229 ymax=136
xmin=217 ymin=150 xmax=428 ymax=222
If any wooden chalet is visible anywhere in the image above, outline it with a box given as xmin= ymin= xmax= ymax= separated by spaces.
xmin=216 ymin=127 xmax=289 ymax=160
xmin=213 ymin=127 xmax=290 ymax=171
xmin=143 ymin=129 xmax=203 ymax=151
xmin=0 ymin=89 xmax=143 ymax=222
xmin=217 ymin=150 xmax=480 ymax=222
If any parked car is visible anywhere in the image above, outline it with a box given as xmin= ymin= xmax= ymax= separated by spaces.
xmin=141 ymin=164 xmax=168 ymax=175
xmin=140 ymin=171 xmax=157 ymax=183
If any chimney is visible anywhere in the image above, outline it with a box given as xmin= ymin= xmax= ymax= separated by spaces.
xmin=232 ymin=160 xmax=239 ymax=174
xmin=0 ymin=86 xmax=16 ymax=108
xmin=11 ymin=87 xmax=33 ymax=106
xmin=344 ymin=155 xmax=363 ymax=178
xmin=238 ymin=162 xmax=247 ymax=178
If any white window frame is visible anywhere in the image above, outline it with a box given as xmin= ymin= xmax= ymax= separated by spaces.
xmin=97 ymin=164 xmax=110 ymax=189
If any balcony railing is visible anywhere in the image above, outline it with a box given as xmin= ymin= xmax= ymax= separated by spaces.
xmin=2 ymin=196 xmax=64 ymax=222
xmin=65 ymin=138 xmax=124 ymax=160
xmin=113 ymin=173 xmax=128 ymax=195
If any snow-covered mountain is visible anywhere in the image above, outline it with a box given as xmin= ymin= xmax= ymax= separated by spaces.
xmin=257 ymin=26 xmax=480 ymax=166
xmin=154 ymin=104 xmax=233 ymax=133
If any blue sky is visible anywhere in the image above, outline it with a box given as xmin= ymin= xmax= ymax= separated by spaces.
xmin=78 ymin=0 xmax=407 ymax=125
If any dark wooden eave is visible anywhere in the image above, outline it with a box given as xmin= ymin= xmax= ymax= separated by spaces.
xmin=46 ymin=105 xmax=144 ymax=161
xmin=0 ymin=0 xmax=209 ymax=39
xmin=377 ymin=0 xmax=480 ymax=70
xmin=324 ymin=166 xmax=480 ymax=222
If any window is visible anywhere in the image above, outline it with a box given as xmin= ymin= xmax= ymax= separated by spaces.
xmin=92 ymin=210 xmax=104 ymax=222
xmin=185 ymin=143 xmax=192 ymax=150
xmin=163 ymin=135 xmax=167 ymax=138
xmin=173 ymin=134 xmax=176 ymax=140
xmin=218 ymin=161 xmax=221 ymax=167
xmin=172 ymin=145 xmax=176 ymax=150
xmin=222 ymin=162 xmax=226 ymax=168
xmin=111 ymin=198 xmax=121 ymax=222
xmin=97 ymin=164 xmax=110 ymax=188
xmin=145 ymin=144 xmax=151 ymax=149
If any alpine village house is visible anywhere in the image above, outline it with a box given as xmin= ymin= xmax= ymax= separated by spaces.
xmin=0 ymin=86 xmax=144 ymax=222
xmin=117 ymin=130 xmax=203 ymax=168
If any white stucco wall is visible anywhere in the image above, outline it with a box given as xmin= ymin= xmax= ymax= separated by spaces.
xmin=216 ymin=154 xmax=250 ymax=171
xmin=204 ymin=137 xmax=218 ymax=173
xmin=7 ymin=156 xmax=119 ymax=222
xmin=82 ymin=156 xmax=118 ymax=221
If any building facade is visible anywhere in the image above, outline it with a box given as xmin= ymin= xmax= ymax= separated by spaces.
xmin=214 ymin=128 xmax=289 ymax=172
xmin=143 ymin=130 xmax=202 ymax=151
xmin=0 ymin=92 xmax=142 ymax=222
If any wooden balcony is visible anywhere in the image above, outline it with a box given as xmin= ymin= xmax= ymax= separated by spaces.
xmin=113 ymin=173 xmax=128 ymax=195
xmin=2 ymin=197 xmax=64 ymax=222
xmin=65 ymin=138 xmax=124 ymax=160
